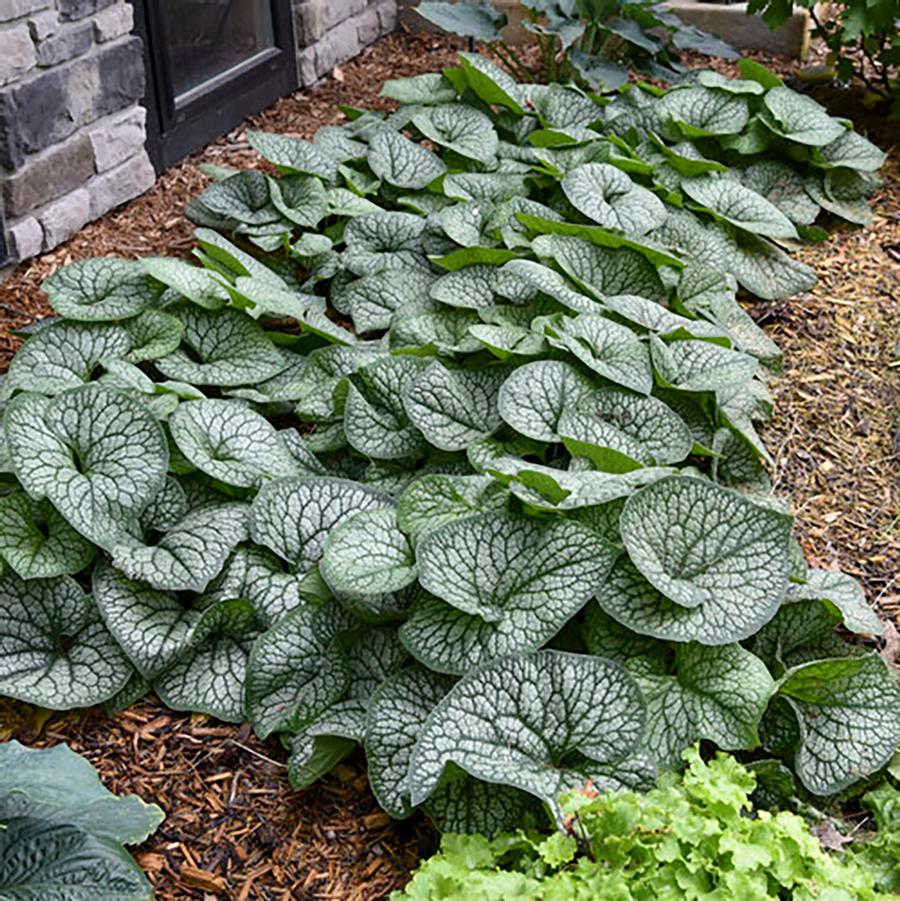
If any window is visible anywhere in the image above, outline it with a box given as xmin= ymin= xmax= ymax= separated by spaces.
xmin=131 ymin=0 xmax=297 ymax=171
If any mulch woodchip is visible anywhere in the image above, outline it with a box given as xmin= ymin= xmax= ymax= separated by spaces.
xmin=0 ymin=27 xmax=897 ymax=900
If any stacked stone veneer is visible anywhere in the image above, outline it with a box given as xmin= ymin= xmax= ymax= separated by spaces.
xmin=293 ymin=0 xmax=397 ymax=86
xmin=0 ymin=0 xmax=152 ymax=266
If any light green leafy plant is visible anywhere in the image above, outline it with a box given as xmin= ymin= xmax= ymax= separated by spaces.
xmin=393 ymin=747 xmax=891 ymax=900
xmin=0 ymin=740 xmax=163 ymax=899
xmin=0 ymin=54 xmax=895 ymax=834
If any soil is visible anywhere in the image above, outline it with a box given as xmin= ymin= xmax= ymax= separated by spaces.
xmin=0 ymin=27 xmax=897 ymax=901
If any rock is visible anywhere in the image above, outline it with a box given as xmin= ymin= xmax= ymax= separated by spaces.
xmin=39 ymin=187 xmax=90 ymax=251
xmin=7 ymin=216 xmax=43 ymax=261
xmin=87 ymin=148 xmax=155 ymax=218
xmin=35 ymin=21 xmax=93 ymax=67
xmin=0 ymin=24 xmax=36 ymax=87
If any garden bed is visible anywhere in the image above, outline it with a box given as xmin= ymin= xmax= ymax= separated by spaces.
xmin=0 ymin=29 xmax=897 ymax=900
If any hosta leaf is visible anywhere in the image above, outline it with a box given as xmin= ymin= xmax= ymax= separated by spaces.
xmin=0 ymin=817 xmax=154 ymax=900
xmin=0 ymin=740 xmax=164 ymax=845
xmin=246 ymin=129 xmax=338 ymax=180
xmin=650 ymin=335 xmax=759 ymax=391
xmin=563 ymin=163 xmax=667 ymax=235
xmin=245 ymin=602 xmax=348 ymax=738
xmin=659 ymin=87 xmax=749 ymax=136
xmin=141 ymin=256 xmax=230 ymax=310
xmin=682 ymin=176 xmax=799 ymax=239
xmin=635 ymin=643 xmax=774 ymax=767
xmin=368 ymin=129 xmax=446 ymax=189
xmin=408 ymin=651 xmax=646 ymax=810
xmin=397 ymin=474 xmax=507 ymax=543
xmin=415 ymin=1 xmax=505 ymax=41
xmin=779 ymin=655 xmax=900 ymax=795
xmin=250 ymin=476 xmax=390 ymax=572
xmin=344 ymin=356 xmax=429 ymax=460
xmin=169 ymin=399 xmax=300 ymax=488
xmin=92 ymin=565 xmax=201 ymax=680
xmin=457 ymin=51 xmax=524 ymax=114
xmin=154 ymin=598 xmax=259 ymax=722
xmin=7 ymin=321 xmax=131 ymax=396
xmin=343 ymin=211 xmax=429 ymax=275
xmin=156 ymin=305 xmax=288 ymax=387
xmin=497 ymin=360 xmax=595 ymax=442
xmin=542 ymin=313 xmax=653 ymax=394
xmin=5 ymin=386 xmax=168 ymax=549
xmin=786 ymin=568 xmax=882 ymax=635
xmin=412 ymin=104 xmax=499 ymax=165
xmin=208 ymin=545 xmax=300 ymax=627
xmin=404 ymin=362 xmax=507 ymax=451
xmin=338 ymin=269 xmax=436 ymax=333
xmin=620 ymin=476 xmax=791 ymax=612
xmin=43 ymin=258 xmax=164 ymax=321
xmin=365 ymin=665 xmax=455 ymax=818
xmin=532 ymin=234 xmax=665 ymax=301
xmin=111 ymin=503 xmax=248 ymax=593
xmin=762 ymin=87 xmax=845 ymax=146
xmin=557 ymin=387 xmax=693 ymax=470
xmin=0 ymin=495 xmax=95 ymax=579
xmin=0 ymin=573 xmax=132 ymax=708
xmin=321 ymin=508 xmax=417 ymax=596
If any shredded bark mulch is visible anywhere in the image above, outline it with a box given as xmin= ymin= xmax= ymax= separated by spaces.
xmin=0 ymin=27 xmax=897 ymax=900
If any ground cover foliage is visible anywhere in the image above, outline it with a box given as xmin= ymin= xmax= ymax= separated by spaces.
xmin=0 ymin=53 xmax=897 ymax=834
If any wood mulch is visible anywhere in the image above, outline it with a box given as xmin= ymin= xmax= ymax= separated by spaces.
xmin=0 ymin=27 xmax=897 ymax=900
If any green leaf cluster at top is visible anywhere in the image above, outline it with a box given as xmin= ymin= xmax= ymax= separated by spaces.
xmin=0 ymin=54 xmax=895 ymax=836
xmin=0 ymin=741 xmax=163 ymax=900
xmin=416 ymin=0 xmax=741 ymax=92
xmin=394 ymin=746 xmax=894 ymax=900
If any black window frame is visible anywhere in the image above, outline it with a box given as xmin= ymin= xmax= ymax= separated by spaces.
xmin=130 ymin=0 xmax=297 ymax=172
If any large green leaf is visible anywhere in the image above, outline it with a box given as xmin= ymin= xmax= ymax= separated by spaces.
xmin=404 ymin=362 xmax=507 ymax=451
xmin=0 ymin=572 xmax=133 ymax=708
xmin=368 ymin=129 xmax=446 ymax=189
xmin=762 ymin=87 xmax=845 ymax=146
xmin=0 ymin=494 xmax=95 ymax=579
xmin=408 ymin=651 xmax=647 ymax=811
xmin=343 ymin=211 xmax=429 ymax=276
xmin=415 ymin=1 xmax=505 ymax=41
xmin=339 ymin=269 xmax=436 ymax=333
xmin=413 ymin=104 xmax=499 ymax=165
xmin=43 ymin=258 xmax=164 ymax=322
xmin=650 ymin=335 xmax=759 ymax=391
xmin=620 ymin=477 xmax=791 ymax=612
xmin=246 ymin=129 xmax=338 ymax=179
xmin=140 ymin=256 xmax=230 ymax=310
xmin=111 ymin=502 xmax=248 ymax=593
xmin=785 ymin=568 xmax=882 ymax=635
xmin=682 ymin=176 xmax=799 ymax=239
xmin=0 ymin=817 xmax=154 ymax=900
xmin=563 ymin=163 xmax=667 ymax=235
xmin=778 ymin=654 xmax=900 ymax=795
xmin=0 ymin=741 xmax=164 ymax=845
xmin=5 ymin=386 xmax=168 ymax=549
xmin=169 ymin=399 xmax=300 ymax=487
xmin=659 ymin=87 xmax=749 ymax=137
xmin=245 ymin=602 xmax=348 ymax=738
xmin=249 ymin=476 xmax=390 ymax=572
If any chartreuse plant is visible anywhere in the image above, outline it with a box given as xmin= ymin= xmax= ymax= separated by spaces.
xmin=394 ymin=747 xmax=892 ymax=900
xmin=0 ymin=53 xmax=895 ymax=834
xmin=0 ymin=741 xmax=163 ymax=899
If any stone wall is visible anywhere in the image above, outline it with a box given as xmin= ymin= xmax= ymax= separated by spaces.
xmin=293 ymin=0 xmax=397 ymax=86
xmin=0 ymin=0 xmax=153 ymax=266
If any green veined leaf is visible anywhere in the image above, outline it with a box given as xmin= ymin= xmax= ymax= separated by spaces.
xmin=0 ymin=740 xmax=164 ymax=845
xmin=541 ymin=313 xmax=653 ymax=395
xmin=412 ymin=104 xmax=499 ymax=165
xmin=245 ymin=601 xmax=349 ymax=739
xmin=815 ymin=128 xmax=886 ymax=172
xmin=156 ymin=304 xmax=289 ymax=387
xmin=499 ymin=260 xmax=597 ymax=314
xmin=761 ymin=87 xmax=845 ymax=146
xmin=497 ymin=360 xmax=596 ymax=442
xmin=169 ymin=399 xmax=300 ymax=488
xmin=338 ymin=268 xmax=437 ymax=333
xmin=786 ymin=568 xmax=882 ymax=636
xmin=365 ymin=665 xmax=455 ymax=818
xmin=381 ymin=72 xmax=458 ymax=105
xmin=457 ymin=51 xmax=524 ymax=114
xmin=404 ymin=362 xmax=507 ymax=451
xmin=620 ymin=476 xmax=791 ymax=612
xmin=343 ymin=211 xmax=429 ymax=276
xmin=408 ymin=651 xmax=646 ymax=812
xmin=5 ymin=386 xmax=168 ymax=549
xmin=268 ymin=174 xmax=329 ymax=228
xmin=153 ymin=598 xmax=260 ymax=722
xmin=0 ymin=817 xmax=155 ymax=900
xmin=0 ymin=494 xmax=95 ymax=579
xmin=416 ymin=1 xmax=505 ymax=41
xmin=246 ymin=129 xmax=338 ymax=180
xmin=563 ymin=163 xmax=667 ymax=235
xmin=250 ymin=476 xmax=391 ymax=572
xmin=430 ymin=265 xmax=499 ymax=310
xmin=659 ymin=87 xmax=749 ymax=137
xmin=43 ymin=258 xmax=164 ymax=321
xmin=194 ymin=169 xmax=279 ymax=225
xmin=368 ymin=129 xmax=447 ymax=189
xmin=0 ymin=572 xmax=133 ymax=708
xmin=123 ymin=310 xmax=185 ymax=363
xmin=321 ymin=508 xmax=417 ymax=596
xmin=739 ymin=160 xmax=819 ymax=226
xmin=650 ymin=334 xmax=759 ymax=391
xmin=778 ymin=654 xmax=900 ymax=795
xmin=425 ymin=776 xmax=538 ymax=836
xmin=141 ymin=256 xmax=230 ymax=310
xmin=111 ymin=502 xmax=248 ymax=593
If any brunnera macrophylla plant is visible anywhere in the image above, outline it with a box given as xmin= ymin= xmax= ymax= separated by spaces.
xmin=0 ymin=53 xmax=895 ymax=835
